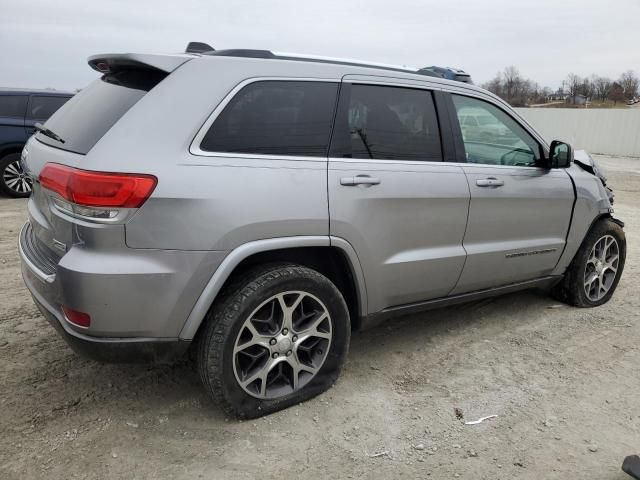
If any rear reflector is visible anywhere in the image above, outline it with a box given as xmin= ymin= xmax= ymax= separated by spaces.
xmin=40 ymin=163 xmax=157 ymax=208
xmin=62 ymin=306 xmax=91 ymax=328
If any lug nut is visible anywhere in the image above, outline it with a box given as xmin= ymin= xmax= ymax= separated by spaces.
xmin=282 ymin=328 xmax=288 ymax=335
xmin=286 ymin=350 xmax=292 ymax=356
xmin=272 ymin=352 xmax=279 ymax=359
xmin=292 ymin=335 xmax=298 ymax=342
xmin=269 ymin=338 xmax=277 ymax=346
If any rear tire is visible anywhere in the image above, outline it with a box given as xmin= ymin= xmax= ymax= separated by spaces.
xmin=197 ymin=263 xmax=350 ymax=418
xmin=0 ymin=152 xmax=32 ymax=198
xmin=553 ymin=218 xmax=626 ymax=307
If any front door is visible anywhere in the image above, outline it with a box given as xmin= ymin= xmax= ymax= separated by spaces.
xmin=447 ymin=93 xmax=574 ymax=294
xmin=328 ymin=80 xmax=470 ymax=314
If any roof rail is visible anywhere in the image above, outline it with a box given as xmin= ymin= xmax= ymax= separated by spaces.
xmin=197 ymin=47 xmax=474 ymax=83
xmin=203 ymin=49 xmax=441 ymax=78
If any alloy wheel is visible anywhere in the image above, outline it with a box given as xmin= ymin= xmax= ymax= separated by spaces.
xmin=584 ymin=234 xmax=620 ymax=301
xmin=2 ymin=159 xmax=32 ymax=195
xmin=232 ymin=291 xmax=332 ymax=399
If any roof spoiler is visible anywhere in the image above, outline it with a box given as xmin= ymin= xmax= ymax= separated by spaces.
xmin=88 ymin=53 xmax=192 ymax=74
xmin=185 ymin=42 xmax=215 ymax=54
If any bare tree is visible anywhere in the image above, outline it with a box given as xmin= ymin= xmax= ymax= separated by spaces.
xmin=566 ymin=73 xmax=581 ymax=102
xmin=481 ymin=67 xmax=553 ymax=106
xmin=593 ymin=76 xmax=612 ymax=102
xmin=482 ymin=72 xmax=503 ymax=98
xmin=481 ymin=67 xmax=640 ymax=107
xmin=609 ymin=82 xmax=625 ymax=105
xmin=619 ymin=70 xmax=639 ymax=99
xmin=578 ymin=77 xmax=593 ymax=99
xmin=502 ymin=66 xmax=522 ymax=103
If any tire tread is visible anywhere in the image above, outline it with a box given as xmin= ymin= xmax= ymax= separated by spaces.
xmin=196 ymin=263 xmax=349 ymax=418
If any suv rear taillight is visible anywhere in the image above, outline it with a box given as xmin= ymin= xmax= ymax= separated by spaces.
xmin=39 ymin=163 xmax=157 ymax=220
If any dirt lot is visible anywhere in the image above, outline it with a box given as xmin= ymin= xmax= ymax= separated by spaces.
xmin=1 ymin=156 xmax=638 ymax=480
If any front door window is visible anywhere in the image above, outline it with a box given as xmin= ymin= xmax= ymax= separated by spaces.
xmin=451 ymin=95 xmax=542 ymax=167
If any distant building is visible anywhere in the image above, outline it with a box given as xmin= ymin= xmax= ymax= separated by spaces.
xmin=547 ymin=92 xmax=568 ymax=102
xmin=568 ymin=94 xmax=589 ymax=105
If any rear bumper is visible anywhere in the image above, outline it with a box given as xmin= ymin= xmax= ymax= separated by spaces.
xmin=19 ymin=219 xmax=226 ymax=355
xmin=24 ymin=268 xmax=191 ymax=363
xmin=33 ymin=294 xmax=190 ymax=363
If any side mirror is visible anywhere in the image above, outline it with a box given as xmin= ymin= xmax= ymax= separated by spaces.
xmin=548 ymin=140 xmax=573 ymax=169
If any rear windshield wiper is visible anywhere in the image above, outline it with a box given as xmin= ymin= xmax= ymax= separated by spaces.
xmin=34 ymin=123 xmax=65 ymax=144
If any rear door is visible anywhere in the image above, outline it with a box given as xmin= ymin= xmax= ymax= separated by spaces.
xmin=445 ymin=93 xmax=574 ymax=294
xmin=328 ymin=77 xmax=470 ymax=314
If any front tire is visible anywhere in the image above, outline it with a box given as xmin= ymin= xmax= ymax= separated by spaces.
xmin=554 ymin=218 xmax=626 ymax=307
xmin=197 ymin=264 xmax=350 ymax=418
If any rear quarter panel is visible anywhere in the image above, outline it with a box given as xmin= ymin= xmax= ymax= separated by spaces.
xmin=76 ymin=57 xmax=335 ymax=250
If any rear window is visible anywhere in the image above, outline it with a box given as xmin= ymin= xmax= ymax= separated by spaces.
xmin=0 ymin=95 xmax=28 ymax=118
xmin=200 ymin=81 xmax=339 ymax=157
xmin=28 ymin=95 xmax=71 ymax=120
xmin=37 ymin=69 xmax=165 ymax=154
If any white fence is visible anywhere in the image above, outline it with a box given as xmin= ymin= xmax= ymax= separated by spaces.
xmin=515 ymin=108 xmax=640 ymax=157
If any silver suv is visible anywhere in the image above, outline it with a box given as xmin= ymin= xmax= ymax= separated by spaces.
xmin=19 ymin=46 xmax=626 ymax=418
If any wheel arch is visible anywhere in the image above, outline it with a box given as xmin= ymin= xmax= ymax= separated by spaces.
xmin=553 ymin=211 xmax=621 ymax=276
xmin=0 ymin=143 xmax=26 ymax=160
xmin=179 ymin=236 xmax=368 ymax=340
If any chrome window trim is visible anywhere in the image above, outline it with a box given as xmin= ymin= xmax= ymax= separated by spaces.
xmin=189 ymin=74 xmax=549 ymax=167
xmin=328 ymin=157 xmax=458 ymax=168
xmin=189 ymin=76 xmax=340 ymax=161
xmin=327 ymin=157 xmax=558 ymax=176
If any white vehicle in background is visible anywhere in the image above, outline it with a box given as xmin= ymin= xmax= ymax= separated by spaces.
xmin=459 ymin=111 xmax=514 ymax=144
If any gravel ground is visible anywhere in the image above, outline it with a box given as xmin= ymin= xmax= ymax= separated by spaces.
xmin=0 ymin=155 xmax=638 ymax=480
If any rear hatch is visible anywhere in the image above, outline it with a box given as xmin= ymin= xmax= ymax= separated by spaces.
xmin=23 ymin=53 xmax=192 ymax=264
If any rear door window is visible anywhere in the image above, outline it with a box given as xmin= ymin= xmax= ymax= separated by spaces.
xmin=329 ymin=84 xmax=442 ymax=161
xmin=0 ymin=95 xmax=28 ymax=118
xmin=200 ymin=80 xmax=339 ymax=157
xmin=38 ymin=69 xmax=166 ymax=154
xmin=28 ymin=96 xmax=71 ymax=120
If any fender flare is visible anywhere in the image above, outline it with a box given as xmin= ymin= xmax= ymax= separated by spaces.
xmin=178 ymin=235 xmax=368 ymax=340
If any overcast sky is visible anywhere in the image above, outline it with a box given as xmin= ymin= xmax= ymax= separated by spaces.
xmin=1 ymin=0 xmax=638 ymax=91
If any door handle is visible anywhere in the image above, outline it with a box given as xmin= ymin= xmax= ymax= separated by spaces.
xmin=476 ymin=177 xmax=504 ymax=187
xmin=340 ymin=175 xmax=381 ymax=186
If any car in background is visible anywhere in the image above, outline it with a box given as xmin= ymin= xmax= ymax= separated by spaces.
xmin=459 ymin=111 xmax=514 ymax=144
xmin=0 ymin=89 xmax=73 ymax=197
